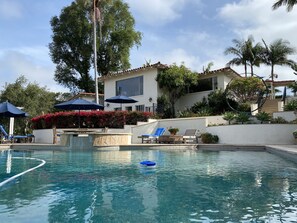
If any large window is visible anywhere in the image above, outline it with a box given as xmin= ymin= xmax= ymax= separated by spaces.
xmin=189 ymin=77 xmax=218 ymax=93
xmin=116 ymin=76 xmax=143 ymax=96
xmin=136 ymin=105 xmax=145 ymax=112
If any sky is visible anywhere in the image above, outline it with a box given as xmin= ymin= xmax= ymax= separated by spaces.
xmin=0 ymin=0 xmax=297 ymax=93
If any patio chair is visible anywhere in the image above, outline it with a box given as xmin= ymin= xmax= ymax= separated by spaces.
xmin=0 ymin=124 xmax=34 ymax=143
xmin=182 ymin=129 xmax=199 ymax=144
xmin=139 ymin=127 xmax=165 ymax=143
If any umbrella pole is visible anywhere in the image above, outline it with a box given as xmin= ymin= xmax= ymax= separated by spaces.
xmin=78 ymin=110 xmax=81 ymax=128
xmin=9 ymin=117 xmax=14 ymax=137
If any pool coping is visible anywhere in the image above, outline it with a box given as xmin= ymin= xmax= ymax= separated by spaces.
xmin=1 ymin=143 xmax=297 ymax=162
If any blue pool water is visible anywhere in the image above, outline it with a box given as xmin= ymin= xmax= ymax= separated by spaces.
xmin=0 ymin=149 xmax=297 ymax=222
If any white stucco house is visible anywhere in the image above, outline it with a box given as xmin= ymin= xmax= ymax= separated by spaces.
xmin=99 ymin=62 xmax=241 ymax=112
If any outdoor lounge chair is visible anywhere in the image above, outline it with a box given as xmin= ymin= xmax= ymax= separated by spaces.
xmin=0 ymin=124 xmax=34 ymax=143
xmin=139 ymin=127 xmax=165 ymax=143
xmin=182 ymin=129 xmax=199 ymax=144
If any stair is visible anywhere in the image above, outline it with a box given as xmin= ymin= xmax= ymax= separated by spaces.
xmin=260 ymin=99 xmax=281 ymax=114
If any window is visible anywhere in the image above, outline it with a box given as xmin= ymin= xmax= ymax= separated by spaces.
xmin=136 ymin=105 xmax=145 ymax=112
xmin=125 ymin=106 xmax=132 ymax=111
xmin=189 ymin=77 xmax=218 ymax=93
xmin=116 ymin=76 xmax=143 ymax=96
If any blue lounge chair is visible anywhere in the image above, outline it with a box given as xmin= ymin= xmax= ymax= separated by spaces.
xmin=140 ymin=127 xmax=165 ymax=143
xmin=0 ymin=125 xmax=34 ymax=143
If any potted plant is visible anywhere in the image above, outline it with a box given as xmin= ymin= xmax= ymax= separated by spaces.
xmin=168 ymin=127 xmax=179 ymax=135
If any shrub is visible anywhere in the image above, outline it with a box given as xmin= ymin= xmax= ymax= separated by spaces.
xmin=293 ymin=130 xmax=297 ymax=138
xmin=270 ymin=117 xmax=288 ymax=124
xmin=284 ymin=99 xmax=297 ymax=111
xmin=201 ymin=132 xmax=219 ymax=144
xmin=255 ymin=112 xmax=271 ymax=124
xmin=235 ymin=112 xmax=250 ymax=124
xmin=223 ymin=112 xmax=236 ymax=124
xmin=31 ymin=111 xmax=153 ymax=129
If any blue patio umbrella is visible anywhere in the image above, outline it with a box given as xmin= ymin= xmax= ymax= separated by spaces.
xmin=105 ymin=95 xmax=138 ymax=110
xmin=54 ymin=98 xmax=104 ymax=128
xmin=54 ymin=98 xmax=104 ymax=111
xmin=0 ymin=101 xmax=28 ymax=117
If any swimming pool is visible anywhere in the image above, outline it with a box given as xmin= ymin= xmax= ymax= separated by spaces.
xmin=0 ymin=149 xmax=297 ymax=222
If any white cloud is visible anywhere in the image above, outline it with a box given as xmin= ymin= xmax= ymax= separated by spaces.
xmin=160 ymin=48 xmax=202 ymax=70
xmin=0 ymin=49 xmax=67 ymax=93
xmin=126 ymin=0 xmax=187 ymax=26
xmin=0 ymin=0 xmax=23 ymax=19
xmin=218 ymin=0 xmax=297 ymax=80
xmin=219 ymin=0 xmax=297 ymax=43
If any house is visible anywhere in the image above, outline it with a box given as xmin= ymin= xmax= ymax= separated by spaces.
xmin=100 ymin=62 xmax=241 ymax=112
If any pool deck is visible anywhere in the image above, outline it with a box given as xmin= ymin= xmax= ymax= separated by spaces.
xmin=1 ymin=143 xmax=297 ymax=162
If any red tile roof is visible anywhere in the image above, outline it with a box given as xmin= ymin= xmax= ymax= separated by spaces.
xmin=99 ymin=62 xmax=168 ymax=80
xmin=196 ymin=66 xmax=242 ymax=78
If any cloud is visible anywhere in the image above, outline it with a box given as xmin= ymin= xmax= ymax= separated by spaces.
xmin=0 ymin=0 xmax=23 ymax=19
xmin=0 ymin=49 xmax=67 ymax=92
xmin=219 ymin=0 xmax=297 ymax=44
xmin=218 ymin=0 xmax=297 ymax=80
xmin=126 ymin=0 xmax=188 ymax=26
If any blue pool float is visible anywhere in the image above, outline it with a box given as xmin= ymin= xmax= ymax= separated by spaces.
xmin=140 ymin=160 xmax=156 ymax=167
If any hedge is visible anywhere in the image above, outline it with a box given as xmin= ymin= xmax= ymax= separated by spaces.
xmin=31 ymin=111 xmax=153 ymax=129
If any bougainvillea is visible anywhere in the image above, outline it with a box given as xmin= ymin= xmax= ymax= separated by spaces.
xmin=31 ymin=111 xmax=153 ymax=129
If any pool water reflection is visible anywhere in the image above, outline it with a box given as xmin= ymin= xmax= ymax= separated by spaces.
xmin=0 ymin=150 xmax=297 ymax=222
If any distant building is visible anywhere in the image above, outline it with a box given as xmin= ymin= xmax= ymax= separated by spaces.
xmin=100 ymin=62 xmax=241 ymax=112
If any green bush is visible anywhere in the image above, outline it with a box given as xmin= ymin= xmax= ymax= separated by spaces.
xmin=31 ymin=111 xmax=153 ymax=129
xmin=236 ymin=112 xmax=250 ymax=124
xmin=270 ymin=117 xmax=288 ymax=124
xmin=201 ymin=132 xmax=219 ymax=144
xmin=223 ymin=112 xmax=236 ymax=124
xmin=255 ymin=112 xmax=271 ymax=124
xmin=284 ymin=100 xmax=297 ymax=111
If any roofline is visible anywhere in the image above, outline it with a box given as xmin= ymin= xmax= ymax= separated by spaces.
xmin=99 ymin=62 xmax=168 ymax=81
xmin=196 ymin=66 xmax=242 ymax=78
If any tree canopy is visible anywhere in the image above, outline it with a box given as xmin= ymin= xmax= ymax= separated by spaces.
xmin=225 ymin=77 xmax=267 ymax=112
xmin=0 ymin=76 xmax=58 ymax=134
xmin=49 ymin=0 xmax=142 ymax=93
xmin=272 ymin=0 xmax=297 ymax=11
xmin=156 ymin=63 xmax=198 ymax=117
xmin=262 ymin=38 xmax=296 ymax=98
xmin=224 ymin=35 xmax=263 ymax=77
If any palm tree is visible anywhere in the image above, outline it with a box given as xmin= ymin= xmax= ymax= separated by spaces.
xmin=225 ymin=36 xmax=263 ymax=77
xmin=262 ymin=38 xmax=296 ymax=98
xmin=245 ymin=36 xmax=264 ymax=76
xmin=272 ymin=0 xmax=297 ymax=11
xmin=225 ymin=38 xmax=249 ymax=77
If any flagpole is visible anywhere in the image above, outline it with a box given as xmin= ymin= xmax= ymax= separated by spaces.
xmin=93 ymin=0 xmax=99 ymax=104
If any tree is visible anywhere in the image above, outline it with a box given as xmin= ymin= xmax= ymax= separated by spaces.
xmin=49 ymin=0 xmax=142 ymax=93
xmin=156 ymin=63 xmax=198 ymax=118
xmin=272 ymin=0 xmax=297 ymax=11
xmin=262 ymin=39 xmax=296 ymax=98
xmin=245 ymin=38 xmax=263 ymax=76
xmin=226 ymin=77 xmax=267 ymax=112
xmin=0 ymin=76 xmax=57 ymax=134
xmin=225 ymin=36 xmax=263 ymax=77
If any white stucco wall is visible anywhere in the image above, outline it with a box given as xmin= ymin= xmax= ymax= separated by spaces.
xmin=132 ymin=117 xmax=207 ymax=143
xmin=104 ymin=68 xmax=160 ymax=111
xmin=207 ymin=124 xmax=297 ymax=145
xmin=33 ymin=129 xmax=54 ymax=144
xmin=273 ymin=111 xmax=297 ymax=122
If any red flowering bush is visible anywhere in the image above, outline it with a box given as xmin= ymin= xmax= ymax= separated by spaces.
xmin=31 ymin=111 xmax=153 ymax=129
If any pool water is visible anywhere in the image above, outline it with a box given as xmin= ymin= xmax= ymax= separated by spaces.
xmin=0 ymin=149 xmax=297 ymax=222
